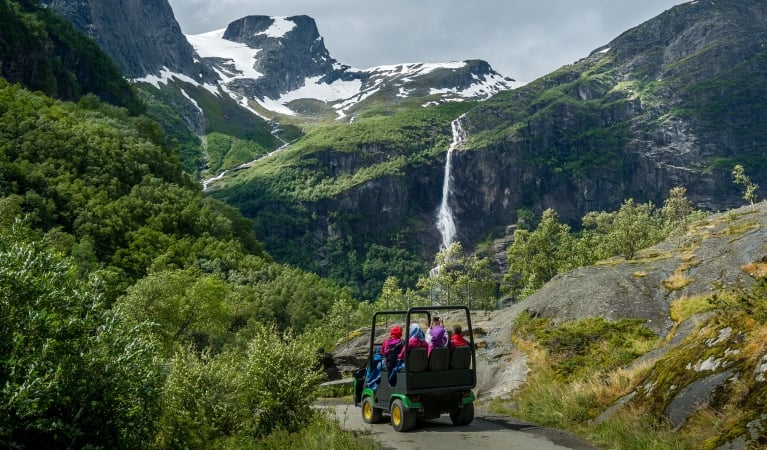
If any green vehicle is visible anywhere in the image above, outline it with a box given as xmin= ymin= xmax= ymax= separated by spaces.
xmin=353 ymin=305 xmax=477 ymax=432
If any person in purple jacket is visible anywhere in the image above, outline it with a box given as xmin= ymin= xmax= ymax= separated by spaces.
xmin=426 ymin=317 xmax=448 ymax=355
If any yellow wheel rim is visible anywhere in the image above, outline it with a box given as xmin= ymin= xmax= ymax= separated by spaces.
xmin=392 ymin=405 xmax=402 ymax=426
xmin=363 ymin=402 xmax=373 ymax=420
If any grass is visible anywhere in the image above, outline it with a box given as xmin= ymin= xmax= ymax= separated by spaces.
xmin=588 ymin=405 xmax=688 ymax=450
xmin=741 ymin=261 xmax=767 ymax=278
xmin=495 ymin=312 xmax=714 ymax=449
xmin=669 ymin=294 xmax=717 ymax=323
xmin=220 ymin=413 xmax=380 ymax=450
xmin=662 ymin=270 xmax=692 ymax=291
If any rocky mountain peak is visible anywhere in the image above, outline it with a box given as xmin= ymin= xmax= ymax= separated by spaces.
xmin=220 ymin=15 xmax=336 ymax=98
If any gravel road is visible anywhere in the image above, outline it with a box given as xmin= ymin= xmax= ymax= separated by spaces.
xmin=323 ymin=402 xmax=597 ymax=450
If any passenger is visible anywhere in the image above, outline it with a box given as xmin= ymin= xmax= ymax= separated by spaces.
xmin=381 ymin=325 xmax=404 ymax=385
xmin=399 ymin=323 xmax=428 ymax=360
xmin=427 ymin=317 xmax=448 ymax=355
xmin=381 ymin=325 xmax=404 ymax=361
xmin=424 ymin=316 xmax=440 ymax=345
xmin=449 ymin=324 xmax=470 ymax=349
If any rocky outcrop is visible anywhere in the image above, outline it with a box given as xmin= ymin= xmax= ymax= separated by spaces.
xmin=221 ymin=15 xmax=335 ymax=99
xmin=329 ymin=202 xmax=767 ymax=447
xmin=520 ymin=202 xmax=767 ymax=336
xmin=42 ymin=0 xmax=215 ymax=80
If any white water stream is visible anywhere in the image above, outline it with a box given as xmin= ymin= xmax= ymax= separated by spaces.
xmin=435 ymin=115 xmax=467 ymax=250
xmin=202 ymin=125 xmax=291 ymax=192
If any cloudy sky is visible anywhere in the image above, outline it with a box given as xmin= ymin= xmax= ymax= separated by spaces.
xmin=167 ymin=0 xmax=685 ymax=83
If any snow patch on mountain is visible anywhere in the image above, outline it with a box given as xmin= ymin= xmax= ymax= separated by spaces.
xmin=187 ymin=29 xmax=263 ymax=80
xmin=367 ymin=61 xmax=467 ymax=79
xmin=178 ymin=15 xmax=522 ymax=119
xmin=429 ymin=70 xmax=516 ymax=98
xmin=256 ymin=17 xmax=296 ymax=38
xmin=134 ymin=66 xmax=219 ymax=95
xmin=280 ymin=76 xmax=363 ymax=105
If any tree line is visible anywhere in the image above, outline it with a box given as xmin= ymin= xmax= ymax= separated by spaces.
xmin=0 ymin=80 xmax=364 ymax=448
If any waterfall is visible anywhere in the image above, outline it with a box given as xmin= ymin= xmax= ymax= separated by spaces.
xmin=436 ymin=115 xmax=467 ymax=249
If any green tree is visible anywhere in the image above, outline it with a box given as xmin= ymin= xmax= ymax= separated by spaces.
xmin=661 ymin=186 xmax=695 ymax=229
xmin=505 ymin=209 xmax=579 ymax=299
xmin=0 ymin=228 xmax=161 ymax=449
xmin=417 ymin=242 xmax=497 ymax=308
xmin=116 ymin=269 xmax=232 ymax=354
xmin=379 ymin=276 xmax=408 ymax=310
xmin=732 ymin=164 xmax=759 ymax=209
xmin=581 ymin=199 xmax=664 ymax=260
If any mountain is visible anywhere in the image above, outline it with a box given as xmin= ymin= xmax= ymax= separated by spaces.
xmin=0 ymin=0 xmax=142 ymax=113
xmin=454 ymin=0 xmax=767 ymax=240
xmin=40 ymin=0 xmax=214 ymax=81
xmin=184 ymin=15 xmax=518 ymax=120
xmin=40 ymin=1 xmax=516 ymax=177
xmin=212 ymin=0 xmax=767 ymax=297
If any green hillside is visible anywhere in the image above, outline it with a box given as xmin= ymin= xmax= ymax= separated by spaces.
xmin=0 ymin=0 xmax=143 ymax=113
xmin=0 ymin=5 xmax=374 ymax=444
xmin=211 ymin=101 xmax=474 ymax=298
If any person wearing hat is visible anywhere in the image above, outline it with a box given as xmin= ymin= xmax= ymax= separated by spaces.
xmin=398 ymin=323 xmax=429 ymax=360
xmin=381 ymin=325 xmax=405 ymax=384
xmin=381 ymin=325 xmax=403 ymax=359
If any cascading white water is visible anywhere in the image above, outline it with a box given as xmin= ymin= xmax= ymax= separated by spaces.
xmin=436 ymin=115 xmax=467 ymax=249
xmin=202 ymin=126 xmax=291 ymax=192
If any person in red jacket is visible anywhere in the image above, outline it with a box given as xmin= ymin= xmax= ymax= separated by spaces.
xmin=449 ymin=324 xmax=470 ymax=349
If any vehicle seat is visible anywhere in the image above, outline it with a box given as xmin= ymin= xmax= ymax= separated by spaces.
xmin=451 ymin=345 xmax=471 ymax=370
xmin=429 ymin=346 xmax=450 ymax=371
xmin=407 ymin=347 xmax=428 ymax=372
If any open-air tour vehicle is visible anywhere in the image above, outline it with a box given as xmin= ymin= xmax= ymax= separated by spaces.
xmin=353 ymin=305 xmax=477 ymax=432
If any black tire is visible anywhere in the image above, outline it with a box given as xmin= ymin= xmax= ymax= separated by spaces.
xmin=390 ymin=399 xmax=416 ymax=432
xmin=361 ymin=396 xmax=382 ymax=424
xmin=449 ymin=403 xmax=475 ymax=426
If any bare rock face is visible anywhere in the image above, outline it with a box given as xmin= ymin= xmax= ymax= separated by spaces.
xmin=520 ymin=203 xmax=767 ymax=337
xmin=42 ymin=0 xmax=214 ymax=80
xmin=221 ymin=15 xmax=335 ymax=99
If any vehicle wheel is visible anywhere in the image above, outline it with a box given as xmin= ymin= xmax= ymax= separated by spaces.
xmin=361 ymin=396 xmax=382 ymax=424
xmin=390 ymin=399 xmax=416 ymax=432
xmin=449 ymin=403 xmax=474 ymax=426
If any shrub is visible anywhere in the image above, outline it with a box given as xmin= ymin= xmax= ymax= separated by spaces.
xmin=0 ymin=229 xmax=162 ymax=449
xmin=154 ymin=324 xmax=325 ymax=447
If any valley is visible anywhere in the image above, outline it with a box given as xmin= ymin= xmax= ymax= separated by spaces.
xmin=1 ymin=0 xmax=766 ymax=448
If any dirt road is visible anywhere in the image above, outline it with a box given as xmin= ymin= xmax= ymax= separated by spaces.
xmin=324 ymin=402 xmax=597 ymax=450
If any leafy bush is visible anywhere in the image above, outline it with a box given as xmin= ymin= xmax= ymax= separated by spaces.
xmin=155 ymin=325 xmax=325 ymax=447
xmin=0 ymin=227 xmax=162 ymax=449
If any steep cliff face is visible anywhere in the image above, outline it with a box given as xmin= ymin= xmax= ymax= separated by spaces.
xmin=42 ymin=0 xmax=214 ymax=80
xmin=447 ymin=0 xmax=767 ymax=243
xmin=224 ymin=0 xmax=767 ymax=287
xmin=0 ymin=0 xmax=142 ymax=112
